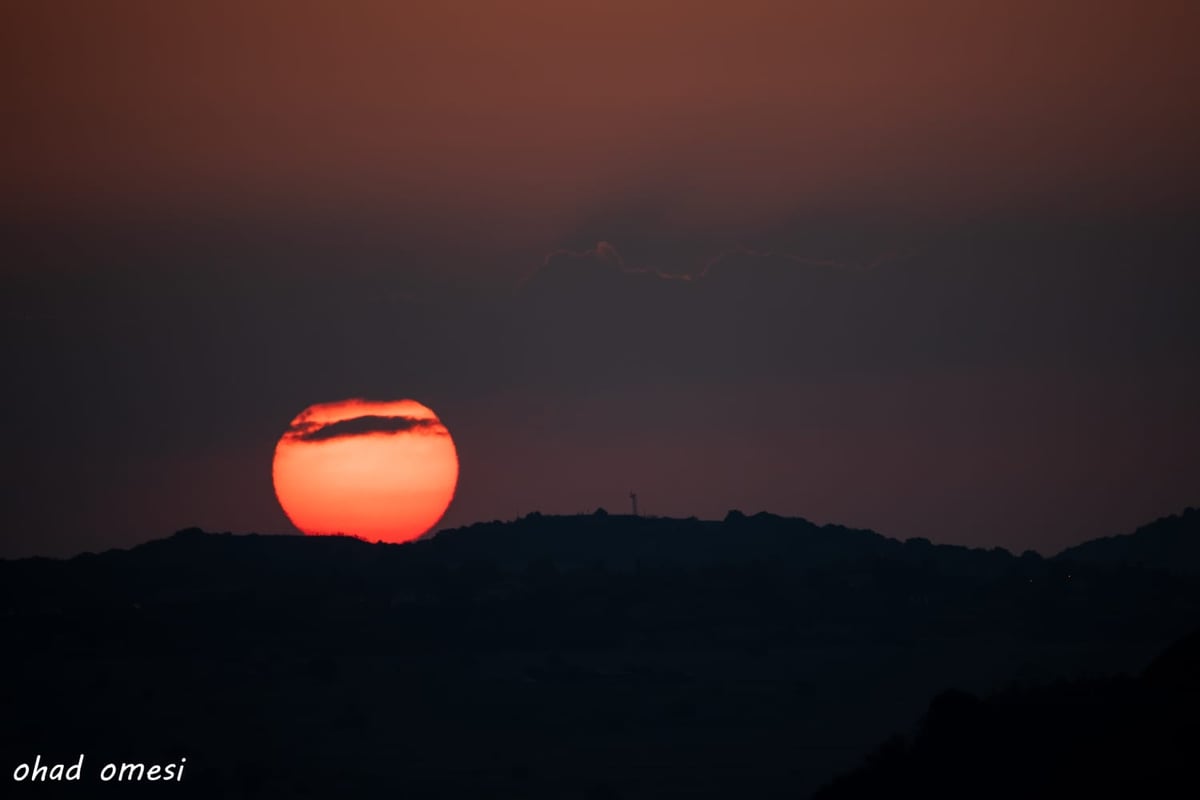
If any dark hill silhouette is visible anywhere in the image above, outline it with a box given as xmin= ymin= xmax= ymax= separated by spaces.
xmin=1055 ymin=507 xmax=1200 ymax=575
xmin=3 ymin=510 xmax=1199 ymax=798
xmin=0 ymin=511 xmax=1001 ymax=616
xmin=815 ymin=628 xmax=1200 ymax=799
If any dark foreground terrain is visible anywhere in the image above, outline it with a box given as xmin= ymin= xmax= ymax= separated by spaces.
xmin=2 ymin=509 xmax=1198 ymax=798
xmin=817 ymin=628 xmax=1200 ymax=799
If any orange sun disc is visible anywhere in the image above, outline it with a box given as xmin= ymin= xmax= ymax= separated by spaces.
xmin=272 ymin=398 xmax=459 ymax=543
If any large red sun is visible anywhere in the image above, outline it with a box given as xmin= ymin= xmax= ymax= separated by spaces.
xmin=272 ymin=399 xmax=459 ymax=543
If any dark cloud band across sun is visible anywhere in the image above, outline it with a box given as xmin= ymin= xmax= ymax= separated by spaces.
xmin=272 ymin=399 xmax=459 ymax=543
xmin=288 ymin=414 xmax=443 ymax=443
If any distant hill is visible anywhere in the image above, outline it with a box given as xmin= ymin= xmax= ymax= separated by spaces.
xmin=409 ymin=510 xmax=1018 ymax=576
xmin=4 ymin=509 xmax=1200 ymax=799
xmin=815 ymin=626 xmax=1200 ymax=799
xmin=0 ymin=511 xmax=1027 ymax=624
xmin=2 ymin=509 xmax=1013 ymax=575
xmin=1055 ymin=507 xmax=1200 ymax=574
xmin=3 ymin=510 xmax=1199 ymax=660
xmin=5 ymin=509 xmax=1200 ymax=626
xmin=9 ymin=507 xmax=1197 ymax=579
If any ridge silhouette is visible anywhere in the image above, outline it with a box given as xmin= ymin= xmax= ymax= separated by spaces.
xmin=815 ymin=628 xmax=1200 ymax=799
xmin=3 ymin=508 xmax=1198 ymax=798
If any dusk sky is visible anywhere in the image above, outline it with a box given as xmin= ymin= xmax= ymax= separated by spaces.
xmin=3 ymin=0 xmax=1198 ymax=558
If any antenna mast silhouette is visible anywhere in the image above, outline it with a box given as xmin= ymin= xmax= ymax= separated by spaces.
xmin=630 ymin=491 xmax=639 ymax=516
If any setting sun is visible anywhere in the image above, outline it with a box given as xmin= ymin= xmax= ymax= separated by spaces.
xmin=272 ymin=399 xmax=459 ymax=543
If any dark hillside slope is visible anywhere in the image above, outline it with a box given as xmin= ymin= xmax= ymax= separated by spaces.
xmin=1056 ymin=507 xmax=1200 ymax=575
xmin=816 ymin=628 xmax=1200 ymax=799
xmin=4 ymin=511 xmax=1199 ymax=799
